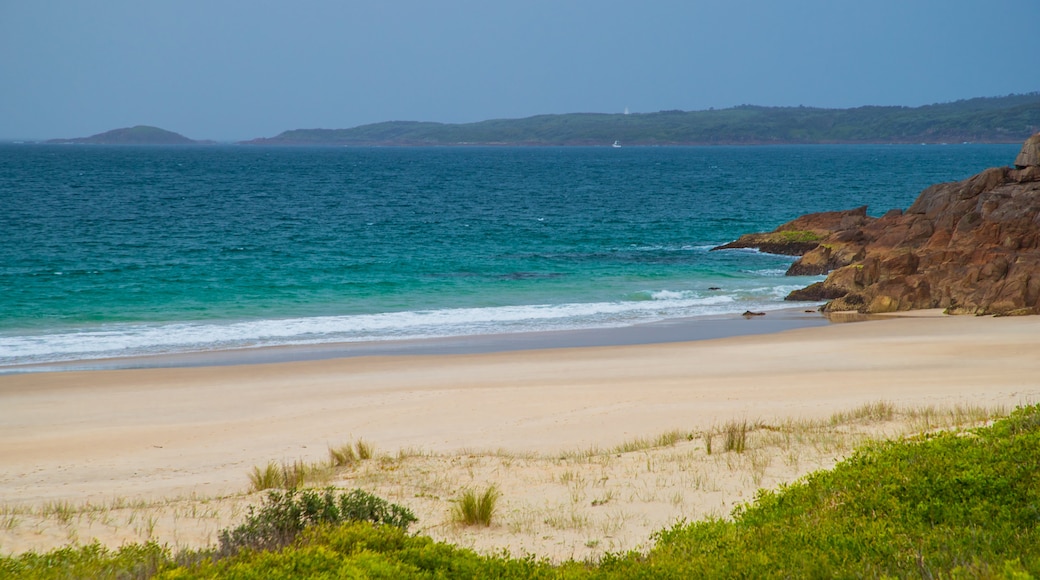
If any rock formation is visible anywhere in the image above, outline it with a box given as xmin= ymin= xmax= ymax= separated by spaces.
xmin=718 ymin=133 xmax=1040 ymax=316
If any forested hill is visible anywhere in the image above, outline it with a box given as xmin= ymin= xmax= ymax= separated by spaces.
xmin=46 ymin=125 xmax=205 ymax=145
xmin=245 ymin=93 xmax=1040 ymax=146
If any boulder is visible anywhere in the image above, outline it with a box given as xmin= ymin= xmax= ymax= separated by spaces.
xmin=1014 ymin=133 xmax=1040 ymax=169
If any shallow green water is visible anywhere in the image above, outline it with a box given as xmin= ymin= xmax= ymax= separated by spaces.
xmin=0 ymin=143 xmax=1017 ymax=365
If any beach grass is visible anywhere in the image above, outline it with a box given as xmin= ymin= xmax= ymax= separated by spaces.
xmin=722 ymin=419 xmax=749 ymax=453
xmin=451 ymin=485 xmax=501 ymax=527
xmin=2 ymin=401 xmax=1035 ymax=578
xmin=247 ymin=462 xmax=282 ymax=492
xmin=328 ymin=444 xmax=357 ymax=467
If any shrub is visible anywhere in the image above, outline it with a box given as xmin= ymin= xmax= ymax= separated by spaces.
xmin=452 ymin=485 xmax=501 ymax=527
xmin=0 ymin=542 xmax=171 ymax=580
xmin=216 ymin=488 xmax=417 ymax=557
xmin=154 ymin=522 xmax=572 ymax=579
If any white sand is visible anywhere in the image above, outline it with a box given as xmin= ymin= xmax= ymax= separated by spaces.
xmin=1 ymin=312 xmax=1038 ymax=558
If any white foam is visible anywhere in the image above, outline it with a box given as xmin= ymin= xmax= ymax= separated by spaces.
xmin=748 ymin=268 xmax=790 ymax=277
xmin=0 ymin=283 xmax=821 ymax=366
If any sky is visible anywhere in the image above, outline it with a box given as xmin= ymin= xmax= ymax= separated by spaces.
xmin=2 ymin=0 xmax=1037 ymax=142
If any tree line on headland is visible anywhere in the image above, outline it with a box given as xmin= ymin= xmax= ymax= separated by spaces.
xmin=44 ymin=92 xmax=1040 ymax=146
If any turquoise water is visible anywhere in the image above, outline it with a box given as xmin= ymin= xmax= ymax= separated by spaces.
xmin=0 ymin=144 xmax=1018 ymax=366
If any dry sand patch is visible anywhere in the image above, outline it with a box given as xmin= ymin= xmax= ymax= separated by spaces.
xmin=0 ymin=403 xmax=1014 ymax=561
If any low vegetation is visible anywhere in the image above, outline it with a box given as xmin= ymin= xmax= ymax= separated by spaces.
xmin=452 ymin=486 xmax=501 ymax=527
xmin=722 ymin=419 xmax=749 ymax=453
xmin=328 ymin=438 xmax=374 ymax=467
xmin=3 ymin=403 xmax=1038 ymax=578
xmin=215 ymin=488 xmax=416 ymax=557
xmin=775 ymin=229 xmax=824 ymax=243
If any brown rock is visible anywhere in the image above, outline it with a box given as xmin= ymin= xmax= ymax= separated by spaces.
xmin=1014 ymin=132 xmax=1040 ymax=168
xmin=720 ymin=134 xmax=1040 ymax=316
xmin=785 ymin=281 xmax=849 ymax=301
xmin=711 ymin=206 xmax=874 ymax=257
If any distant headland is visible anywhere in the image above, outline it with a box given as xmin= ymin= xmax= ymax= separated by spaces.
xmin=244 ymin=93 xmax=1040 ymax=146
xmin=37 ymin=92 xmax=1040 ymax=146
xmin=45 ymin=125 xmax=213 ymax=145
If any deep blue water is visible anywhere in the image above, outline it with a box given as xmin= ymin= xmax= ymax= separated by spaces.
xmin=0 ymin=144 xmax=1018 ymax=366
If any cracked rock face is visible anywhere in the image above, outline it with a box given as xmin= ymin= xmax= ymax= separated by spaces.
xmin=725 ymin=133 xmax=1040 ymax=315
xmin=1015 ymin=133 xmax=1040 ymax=169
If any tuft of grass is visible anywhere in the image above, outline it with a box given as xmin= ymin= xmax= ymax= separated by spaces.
xmin=42 ymin=501 xmax=76 ymax=525
xmin=830 ymin=400 xmax=896 ymax=425
xmin=452 ymin=485 xmax=501 ymax=527
xmin=279 ymin=460 xmax=308 ymax=489
xmin=611 ymin=429 xmax=691 ymax=455
xmin=328 ymin=438 xmax=375 ymax=469
xmin=558 ymin=445 xmax=601 ymax=461
xmin=354 ymin=439 xmax=374 ymax=460
xmin=248 ymin=462 xmax=282 ymax=492
xmin=328 ymin=444 xmax=358 ymax=467
xmin=905 ymin=402 xmax=1006 ymax=432
xmin=591 ymin=490 xmax=616 ymax=507
xmin=654 ymin=429 xmax=687 ymax=447
xmin=544 ymin=508 xmax=591 ymax=531
xmin=723 ymin=419 xmax=749 ymax=453
xmin=396 ymin=446 xmax=428 ymax=460
xmin=248 ymin=459 xmax=332 ymax=491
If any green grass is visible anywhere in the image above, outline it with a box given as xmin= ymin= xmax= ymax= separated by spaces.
xmin=775 ymin=229 xmax=824 ymax=243
xmin=452 ymin=485 xmax=501 ymax=527
xmin=632 ymin=404 xmax=1040 ymax=578
xmin=5 ymin=404 xmax=1040 ymax=578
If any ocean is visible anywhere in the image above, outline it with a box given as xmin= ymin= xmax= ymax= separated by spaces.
xmin=0 ymin=143 xmax=1018 ymax=369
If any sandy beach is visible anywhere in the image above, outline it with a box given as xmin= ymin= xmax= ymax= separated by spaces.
xmin=2 ymin=311 xmax=1039 ymax=558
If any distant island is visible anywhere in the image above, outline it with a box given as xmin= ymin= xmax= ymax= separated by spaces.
xmin=46 ymin=125 xmax=211 ymax=145
xmin=244 ymin=93 xmax=1040 ymax=146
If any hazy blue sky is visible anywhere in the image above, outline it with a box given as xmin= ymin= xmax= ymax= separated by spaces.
xmin=2 ymin=1 xmax=1036 ymax=141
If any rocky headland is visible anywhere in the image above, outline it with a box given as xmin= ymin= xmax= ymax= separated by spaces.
xmin=715 ymin=133 xmax=1040 ymax=315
